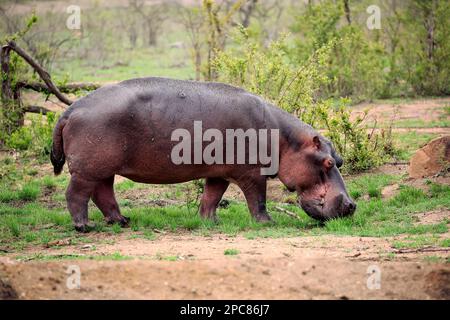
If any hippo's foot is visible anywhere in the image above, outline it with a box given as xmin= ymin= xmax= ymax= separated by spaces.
xmin=200 ymin=213 xmax=219 ymax=224
xmin=254 ymin=212 xmax=273 ymax=223
xmin=74 ymin=222 xmax=96 ymax=233
xmin=106 ymin=215 xmax=130 ymax=227
xmin=209 ymin=215 xmax=219 ymax=224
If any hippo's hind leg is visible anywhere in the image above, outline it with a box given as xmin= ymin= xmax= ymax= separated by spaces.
xmin=200 ymin=177 xmax=229 ymax=221
xmin=92 ymin=176 xmax=130 ymax=227
xmin=66 ymin=174 xmax=97 ymax=233
xmin=236 ymin=174 xmax=272 ymax=223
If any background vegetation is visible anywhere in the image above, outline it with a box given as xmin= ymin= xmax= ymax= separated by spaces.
xmin=0 ymin=0 xmax=448 ymax=172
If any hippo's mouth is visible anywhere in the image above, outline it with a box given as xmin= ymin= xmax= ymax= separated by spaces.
xmin=298 ymin=193 xmax=349 ymax=221
xmin=299 ymin=198 xmax=329 ymax=221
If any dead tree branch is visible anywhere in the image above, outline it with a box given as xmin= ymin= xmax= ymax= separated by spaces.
xmin=23 ymin=105 xmax=52 ymax=115
xmin=6 ymin=40 xmax=72 ymax=105
xmin=16 ymin=81 xmax=101 ymax=94
xmin=392 ymin=247 xmax=450 ymax=254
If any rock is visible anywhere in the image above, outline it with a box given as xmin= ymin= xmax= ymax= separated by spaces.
xmin=408 ymin=136 xmax=450 ymax=178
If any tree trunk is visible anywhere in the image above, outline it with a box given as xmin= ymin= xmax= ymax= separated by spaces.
xmin=1 ymin=45 xmax=12 ymax=103
xmin=425 ymin=1 xmax=436 ymax=61
xmin=194 ymin=46 xmax=202 ymax=81
xmin=148 ymin=23 xmax=157 ymax=47
xmin=1 ymin=45 xmax=24 ymax=134
xmin=343 ymin=0 xmax=351 ymax=25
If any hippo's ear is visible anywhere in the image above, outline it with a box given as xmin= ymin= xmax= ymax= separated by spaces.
xmin=313 ymin=136 xmax=321 ymax=149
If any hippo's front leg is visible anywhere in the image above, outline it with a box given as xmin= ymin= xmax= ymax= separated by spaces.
xmin=200 ymin=177 xmax=230 ymax=222
xmin=236 ymin=174 xmax=272 ymax=222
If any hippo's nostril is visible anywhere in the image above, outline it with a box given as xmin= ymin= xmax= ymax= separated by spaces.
xmin=347 ymin=201 xmax=356 ymax=215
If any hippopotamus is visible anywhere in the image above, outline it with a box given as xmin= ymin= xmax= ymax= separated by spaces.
xmin=51 ymin=77 xmax=356 ymax=232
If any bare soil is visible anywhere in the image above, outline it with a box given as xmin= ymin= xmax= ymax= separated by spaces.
xmin=352 ymin=97 xmax=450 ymax=124
xmin=1 ymin=231 xmax=449 ymax=300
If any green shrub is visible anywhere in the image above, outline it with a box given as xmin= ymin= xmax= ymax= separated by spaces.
xmin=290 ymin=0 xmax=387 ymax=102
xmin=4 ymin=112 xmax=57 ymax=158
xmin=322 ymin=103 xmax=395 ymax=172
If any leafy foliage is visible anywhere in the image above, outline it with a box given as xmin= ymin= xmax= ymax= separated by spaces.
xmin=4 ymin=112 xmax=57 ymax=158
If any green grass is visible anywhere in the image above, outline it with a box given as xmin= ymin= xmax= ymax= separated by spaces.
xmin=115 ymin=180 xmax=137 ymax=191
xmin=0 ymin=157 xmax=448 ymax=253
xmin=155 ymin=253 xmax=180 ymax=261
xmin=0 ymin=180 xmax=448 ymax=250
xmin=392 ymin=235 xmax=442 ymax=249
xmin=0 ymin=181 xmax=40 ymax=203
xmin=392 ymin=118 xmax=450 ymax=128
xmin=393 ymin=131 xmax=438 ymax=160
xmin=42 ymin=176 xmax=57 ymax=189
xmin=0 ymin=188 xmax=17 ymax=203
xmin=54 ymin=46 xmax=194 ymax=83
xmin=224 ymin=248 xmax=240 ymax=256
xmin=16 ymin=251 xmax=133 ymax=262
xmin=18 ymin=182 xmax=40 ymax=201
xmin=347 ymin=173 xmax=401 ymax=200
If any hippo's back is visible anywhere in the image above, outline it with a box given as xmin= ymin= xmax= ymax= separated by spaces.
xmin=64 ymin=77 xmax=275 ymax=134
xmin=59 ymin=77 xmax=281 ymax=181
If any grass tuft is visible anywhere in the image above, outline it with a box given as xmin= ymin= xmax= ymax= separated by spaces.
xmin=224 ymin=248 xmax=239 ymax=256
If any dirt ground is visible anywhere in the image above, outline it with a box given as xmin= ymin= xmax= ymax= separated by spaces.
xmin=352 ymin=97 xmax=450 ymax=124
xmin=1 ymin=98 xmax=449 ymax=300
xmin=1 ymin=231 xmax=449 ymax=300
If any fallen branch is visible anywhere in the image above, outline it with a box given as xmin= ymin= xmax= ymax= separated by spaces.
xmin=345 ymin=252 xmax=362 ymax=258
xmin=392 ymin=246 xmax=450 ymax=254
xmin=273 ymin=205 xmax=301 ymax=220
xmin=17 ymin=81 xmax=101 ymax=94
xmin=7 ymin=40 xmax=72 ymax=105
xmin=386 ymin=161 xmax=409 ymax=165
xmin=23 ymin=105 xmax=52 ymax=114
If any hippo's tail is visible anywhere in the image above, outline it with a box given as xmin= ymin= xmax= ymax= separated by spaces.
xmin=50 ymin=117 xmax=67 ymax=175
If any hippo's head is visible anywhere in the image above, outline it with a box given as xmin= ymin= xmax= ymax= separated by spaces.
xmin=278 ymin=134 xmax=356 ymax=221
